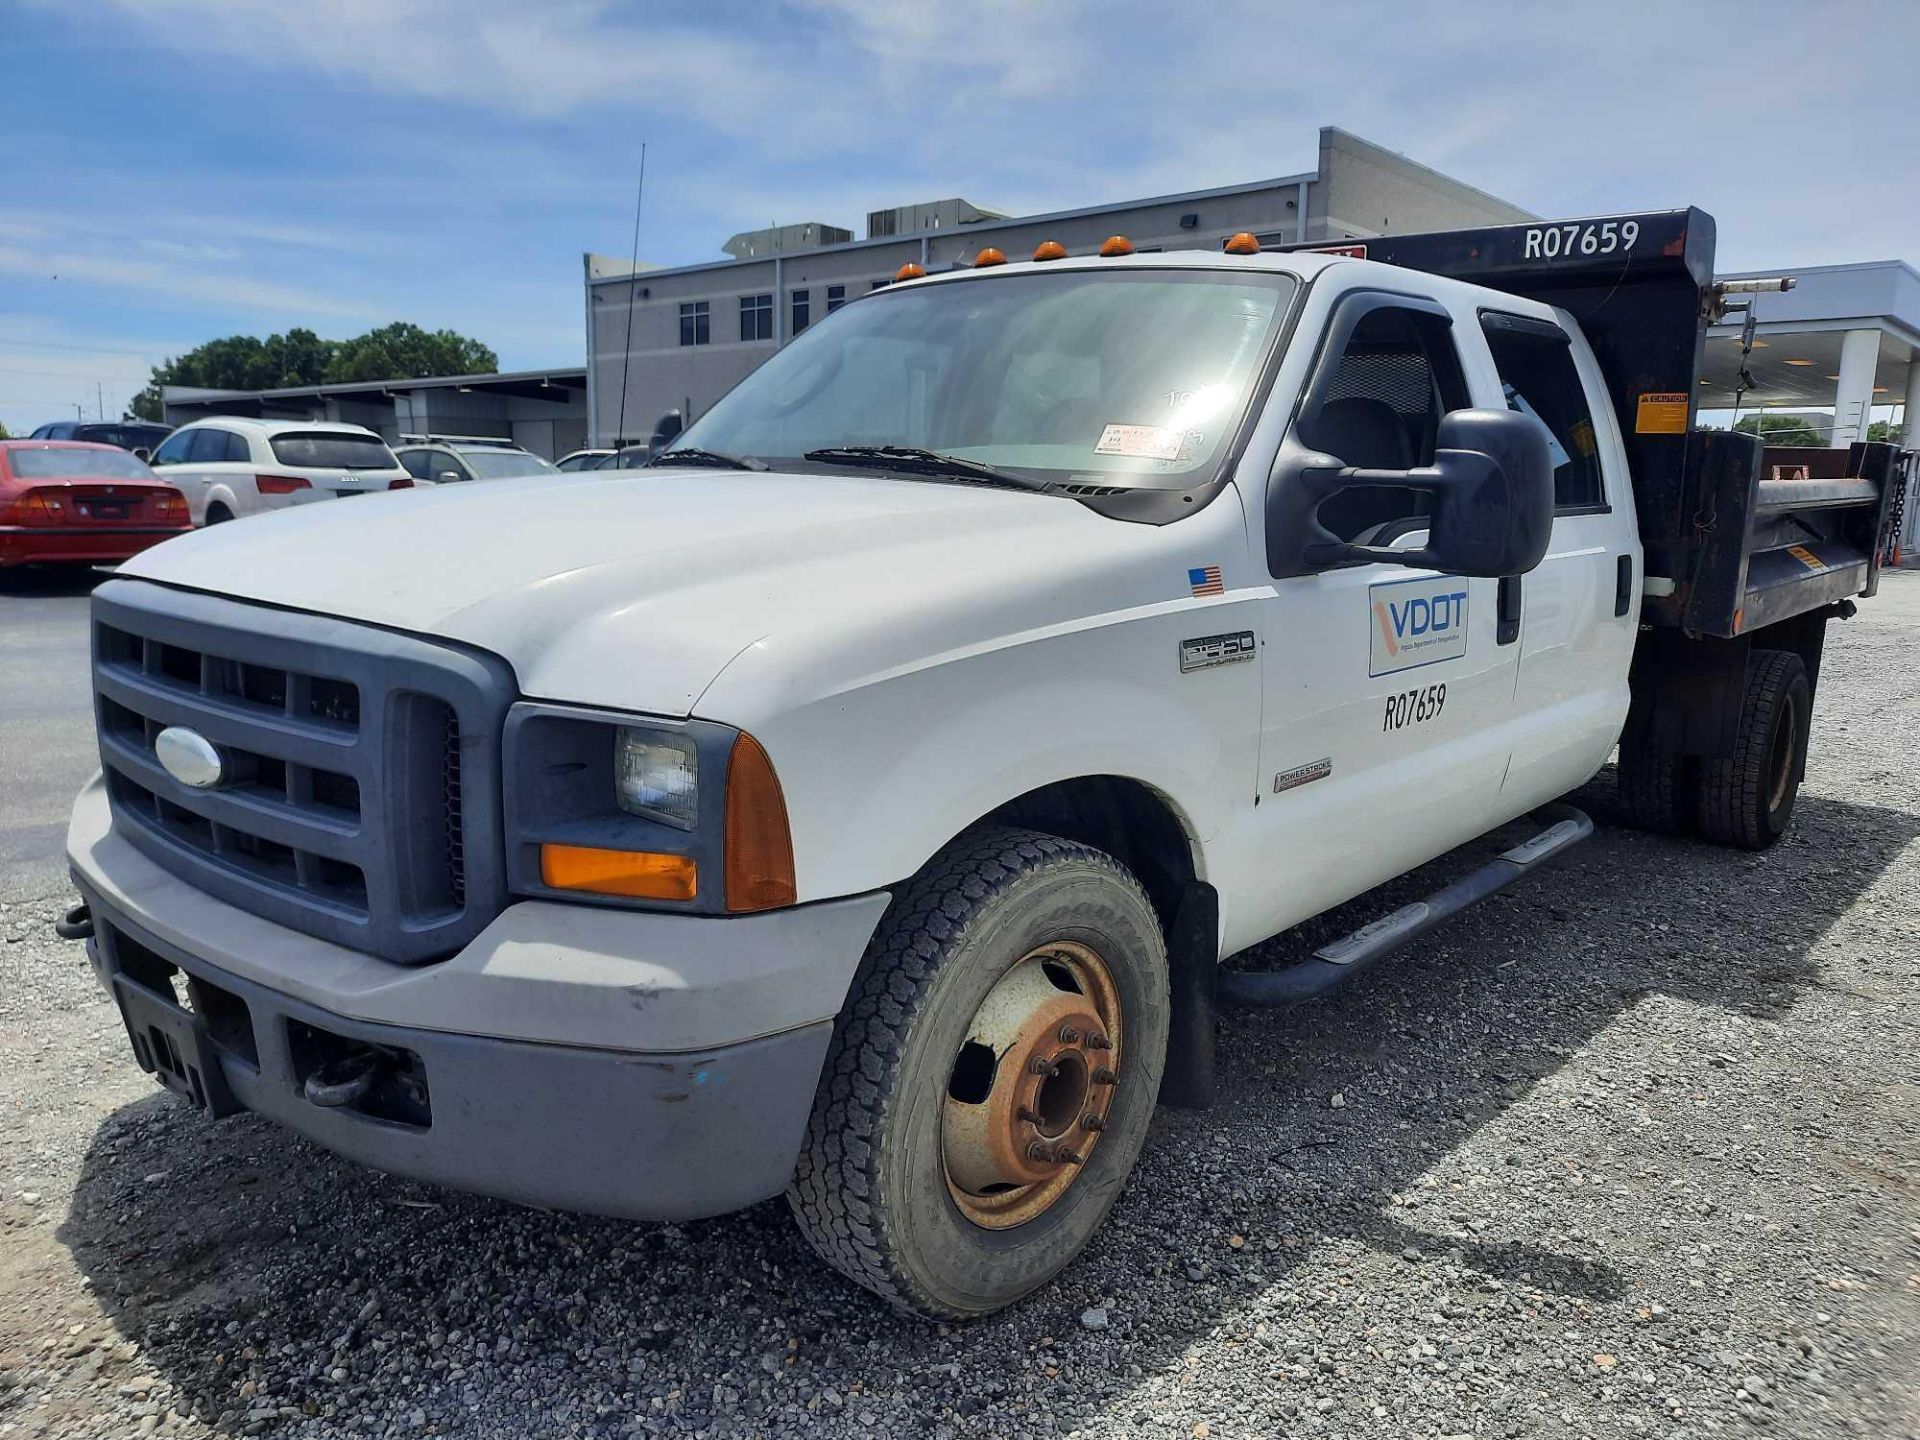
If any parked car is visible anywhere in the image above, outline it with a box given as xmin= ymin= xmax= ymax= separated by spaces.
xmin=149 ymin=419 xmax=411 ymax=525
xmin=0 ymin=440 xmax=190 ymax=568
xmin=590 ymin=446 xmax=651 ymax=471
xmin=27 ymin=420 xmax=174 ymax=461
xmin=395 ymin=438 xmax=558 ymax=485
xmin=554 ymin=448 xmax=613 ymax=472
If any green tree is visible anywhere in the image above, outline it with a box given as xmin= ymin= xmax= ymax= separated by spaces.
xmin=1866 ymin=420 xmax=1906 ymax=445
xmin=1734 ymin=414 xmax=1822 ymax=447
xmin=129 ymin=322 xmax=496 ymax=420
xmin=0 ymin=421 xmax=9 ymax=439
xmin=323 ymin=323 xmax=497 ymax=384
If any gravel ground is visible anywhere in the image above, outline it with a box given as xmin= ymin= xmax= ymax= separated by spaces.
xmin=2 ymin=573 xmax=1916 ymax=1440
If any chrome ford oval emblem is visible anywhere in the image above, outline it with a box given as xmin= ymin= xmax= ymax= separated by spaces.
xmin=155 ymin=726 xmax=224 ymax=789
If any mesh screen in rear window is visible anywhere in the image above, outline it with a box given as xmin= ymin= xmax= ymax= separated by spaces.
xmin=269 ymin=433 xmax=396 ymax=470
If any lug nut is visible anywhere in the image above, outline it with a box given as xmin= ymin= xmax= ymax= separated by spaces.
xmin=1057 ymin=1024 xmax=1082 ymax=1045
xmin=1086 ymin=1033 xmax=1112 ymax=1051
xmin=1080 ymin=1113 xmax=1106 ymax=1132
xmin=1092 ymin=1066 xmax=1118 ymax=1087
xmin=1055 ymin=1147 xmax=1084 ymax=1165
xmin=1026 ymin=1141 xmax=1056 ymax=1163
xmin=1029 ymin=1056 xmax=1060 ymax=1077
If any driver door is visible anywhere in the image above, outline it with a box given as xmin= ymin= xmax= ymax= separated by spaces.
xmin=1246 ymin=288 xmax=1522 ymax=934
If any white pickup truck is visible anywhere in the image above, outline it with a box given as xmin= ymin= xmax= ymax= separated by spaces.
xmin=63 ymin=210 xmax=1899 ymax=1319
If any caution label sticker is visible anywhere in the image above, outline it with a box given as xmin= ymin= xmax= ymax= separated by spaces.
xmin=1634 ymin=392 xmax=1690 ymax=435
xmin=1787 ymin=544 xmax=1826 ymax=572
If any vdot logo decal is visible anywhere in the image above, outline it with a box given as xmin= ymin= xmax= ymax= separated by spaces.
xmin=1369 ymin=576 xmax=1469 ymax=677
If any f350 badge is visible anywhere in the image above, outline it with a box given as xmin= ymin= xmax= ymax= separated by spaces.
xmin=1179 ymin=631 xmax=1256 ymax=672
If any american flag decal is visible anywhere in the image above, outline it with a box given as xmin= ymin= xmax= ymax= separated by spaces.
xmin=1188 ymin=565 xmax=1225 ymax=597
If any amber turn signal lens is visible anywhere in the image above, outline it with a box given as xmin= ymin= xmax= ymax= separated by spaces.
xmin=1224 ymin=231 xmax=1261 ymax=255
xmin=540 ymin=844 xmax=697 ymax=901
xmin=895 ymin=262 xmax=926 ymax=281
xmin=1098 ymin=235 xmax=1134 ymax=257
xmin=973 ymin=247 xmax=1007 ymax=268
xmin=725 ymin=732 xmax=796 ymax=913
xmin=1032 ymin=240 xmax=1067 ymax=261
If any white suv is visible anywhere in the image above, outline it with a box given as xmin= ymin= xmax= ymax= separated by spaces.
xmin=149 ymin=418 xmax=411 ymax=526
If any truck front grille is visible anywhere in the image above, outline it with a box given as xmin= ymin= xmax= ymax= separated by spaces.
xmin=91 ymin=580 xmax=513 ymax=964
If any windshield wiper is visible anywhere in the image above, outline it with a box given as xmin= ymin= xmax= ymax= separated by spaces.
xmin=645 ymin=447 xmax=768 ymax=472
xmin=801 ymin=445 xmax=1047 ymax=492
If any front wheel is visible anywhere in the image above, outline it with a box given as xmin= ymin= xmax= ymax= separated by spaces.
xmin=788 ymin=827 xmax=1169 ymax=1319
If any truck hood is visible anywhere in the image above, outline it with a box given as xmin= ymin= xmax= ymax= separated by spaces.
xmin=120 ymin=469 xmax=1186 ymax=718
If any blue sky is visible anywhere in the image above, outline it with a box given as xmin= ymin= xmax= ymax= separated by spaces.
xmin=2 ymin=0 xmax=1916 ymax=435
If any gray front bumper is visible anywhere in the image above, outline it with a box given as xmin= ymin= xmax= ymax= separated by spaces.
xmin=68 ymin=775 xmax=892 ymax=1222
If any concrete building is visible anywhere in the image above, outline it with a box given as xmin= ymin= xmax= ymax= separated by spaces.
xmin=161 ymin=367 xmax=589 ymax=460
xmin=583 ymin=127 xmax=1535 ymax=445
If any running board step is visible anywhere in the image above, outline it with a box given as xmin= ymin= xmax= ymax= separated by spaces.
xmin=1217 ymin=803 xmax=1593 ymax=1007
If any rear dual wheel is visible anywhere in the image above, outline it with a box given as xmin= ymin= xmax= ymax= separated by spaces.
xmin=789 ymin=827 xmax=1169 ymax=1319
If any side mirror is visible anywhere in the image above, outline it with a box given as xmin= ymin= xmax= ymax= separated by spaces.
xmin=132 ymin=447 xmax=152 ymax=462
xmin=437 ymin=470 xmax=462 ymax=485
xmin=1267 ymin=408 xmax=1554 ymax=578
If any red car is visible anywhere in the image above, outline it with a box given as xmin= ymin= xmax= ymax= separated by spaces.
xmin=0 ymin=440 xmax=192 ymax=568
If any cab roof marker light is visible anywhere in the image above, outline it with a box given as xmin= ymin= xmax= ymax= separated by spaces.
xmin=1224 ymin=231 xmax=1261 ymax=255
xmin=1032 ymin=240 xmax=1068 ymax=262
xmin=895 ymin=262 xmax=926 ymax=281
xmin=1098 ymin=235 xmax=1135 ymax=257
xmin=973 ymin=248 xmax=1007 ymax=268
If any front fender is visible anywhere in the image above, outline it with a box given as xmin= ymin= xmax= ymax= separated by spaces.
xmin=727 ymin=601 xmax=1262 ymax=902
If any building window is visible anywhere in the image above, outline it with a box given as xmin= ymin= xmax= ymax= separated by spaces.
xmin=740 ymin=293 xmax=774 ymax=342
xmin=679 ymin=301 xmax=709 ymax=346
xmin=792 ymin=289 xmax=810 ymax=335
xmin=825 ymin=284 xmax=846 ymax=314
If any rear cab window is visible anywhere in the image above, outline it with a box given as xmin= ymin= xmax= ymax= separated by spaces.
xmin=270 ymin=433 xmax=398 ymax=470
xmin=1478 ymin=312 xmax=1607 ymax=512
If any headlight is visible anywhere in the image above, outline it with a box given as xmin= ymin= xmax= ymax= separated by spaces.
xmin=615 ymin=727 xmax=698 ymax=829
xmin=503 ymin=705 xmax=795 ymax=914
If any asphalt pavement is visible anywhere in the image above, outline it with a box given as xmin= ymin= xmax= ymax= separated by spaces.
xmin=0 ymin=567 xmax=104 ymax=904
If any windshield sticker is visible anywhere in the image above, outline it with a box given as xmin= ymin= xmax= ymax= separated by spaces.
xmin=1369 ymin=575 xmax=1468 ymax=676
xmin=1188 ymin=565 xmax=1225 ymax=597
xmin=1095 ymin=423 xmax=1184 ymax=460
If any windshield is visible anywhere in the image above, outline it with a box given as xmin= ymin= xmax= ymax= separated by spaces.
xmin=9 ymin=446 xmax=156 ymax=480
xmin=676 ymin=268 xmax=1296 ymax=488
xmin=269 ymin=433 xmax=397 ymax=470
xmin=462 ymin=449 xmax=557 ymax=480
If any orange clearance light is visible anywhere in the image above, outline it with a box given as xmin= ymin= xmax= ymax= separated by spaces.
xmin=541 ymin=844 xmax=697 ymax=902
xmin=895 ymin=262 xmax=926 ymax=281
xmin=1099 ymin=235 xmax=1135 ymax=257
xmin=973 ymin=247 xmax=1007 ymax=268
xmin=724 ymin=732 xmax=796 ymax=913
xmin=1224 ymin=231 xmax=1261 ymax=255
xmin=1032 ymin=240 xmax=1068 ymax=261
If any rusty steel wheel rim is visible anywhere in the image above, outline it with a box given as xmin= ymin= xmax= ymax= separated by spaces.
xmin=942 ymin=941 xmax=1124 ymax=1230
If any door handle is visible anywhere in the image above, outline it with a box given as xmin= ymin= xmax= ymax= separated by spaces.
xmin=1497 ymin=575 xmax=1522 ymax=645
xmin=1615 ymin=554 xmax=1633 ymax=617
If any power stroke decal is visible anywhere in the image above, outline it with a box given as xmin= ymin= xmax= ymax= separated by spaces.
xmin=1369 ymin=575 xmax=1469 ymax=677
xmin=1272 ymin=757 xmax=1332 ymax=794
xmin=1179 ymin=631 xmax=1256 ymax=673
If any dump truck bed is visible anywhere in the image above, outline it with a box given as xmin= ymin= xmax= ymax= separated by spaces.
xmin=1280 ymin=209 xmax=1900 ymax=638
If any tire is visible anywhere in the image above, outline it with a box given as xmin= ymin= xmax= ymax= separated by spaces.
xmin=788 ymin=826 xmax=1170 ymax=1319
xmin=1617 ymin=734 xmax=1693 ymax=835
xmin=204 ymin=503 xmax=233 ymax=526
xmin=1697 ymin=649 xmax=1810 ymax=850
